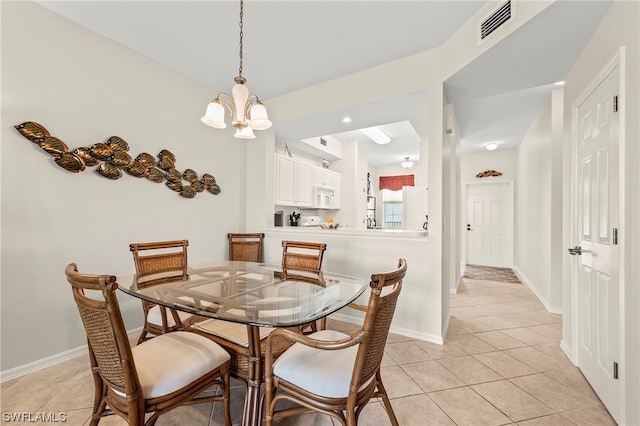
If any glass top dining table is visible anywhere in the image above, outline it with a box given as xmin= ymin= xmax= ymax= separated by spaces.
xmin=118 ymin=260 xmax=367 ymax=426
xmin=118 ymin=260 xmax=367 ymax=328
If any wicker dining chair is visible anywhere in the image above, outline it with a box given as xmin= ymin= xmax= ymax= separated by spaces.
xmin=65 ymin=263 xmax=232 ymax=426
xmin=280 ymin=240 xmax=327 ymax=282
xmin=185 ymin=234 xmax=298 ymax=385
xmin=129 ymin=240 xmax=192 ymax=343
xmin=264 ymin=258 xmax=407 ymax=426
xmin=228 ymin=233 xmax=264 ymax=262
xmin=281 ymin=240 xmax=328 ymax=332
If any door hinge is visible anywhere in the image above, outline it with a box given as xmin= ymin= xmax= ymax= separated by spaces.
xmin=613 ymin=228 xmax=618 ymax=245
xmin=613 ymin=95 xmax=619 ymax=112
xmin=613 ymin=362 xmax=619 ymax=379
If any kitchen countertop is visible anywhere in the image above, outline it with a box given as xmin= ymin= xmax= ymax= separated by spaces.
xmin=262 ymin=226 xmax=428 ymax=238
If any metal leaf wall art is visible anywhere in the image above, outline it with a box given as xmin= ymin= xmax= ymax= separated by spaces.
xmin=475 ymin=169 xmax=503 ymax=178
xmin=14 ymin=121 xmax=221 ymax=198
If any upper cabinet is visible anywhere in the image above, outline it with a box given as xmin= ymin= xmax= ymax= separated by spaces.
xmin=275 ymin=154 xmax=313 ymax=207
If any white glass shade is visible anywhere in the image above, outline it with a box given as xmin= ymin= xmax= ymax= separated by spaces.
xmin=234 ymin=126 xmax=255 ymax=139
xmin=201 ymin=100 xmax=227 ymax=129
xmin=202 ymin=78 xmax=271 ymax=138
xmin=249 ymin=102 xmax=272 ymax=130
xmin=401 ymin=157 xmax=414 ymax=168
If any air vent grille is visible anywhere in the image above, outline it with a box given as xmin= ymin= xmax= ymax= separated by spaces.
xmin=480 ymin=1 xmax=511 ymax=40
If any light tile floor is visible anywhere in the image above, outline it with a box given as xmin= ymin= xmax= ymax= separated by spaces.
xmin=1 ymin=277 xmax=617 ymax=425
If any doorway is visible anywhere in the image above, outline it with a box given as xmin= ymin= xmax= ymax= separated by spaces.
xmin=465 ymin=181 xmax=514 ymax=267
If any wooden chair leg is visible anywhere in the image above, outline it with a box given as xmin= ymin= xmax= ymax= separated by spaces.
xmin=376 ymin=370 xmax=399 ymax=426
xmin=222 ymin=368 xmax=232 ymax=426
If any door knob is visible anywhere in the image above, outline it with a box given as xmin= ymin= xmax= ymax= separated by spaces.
xmin=568 ymin=246 xmax=582 ymax=255
xmin=467 ymin=224 xmax=471 ymax=231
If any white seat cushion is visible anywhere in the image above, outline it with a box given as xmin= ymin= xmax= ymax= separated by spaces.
xmin=147 ymin=305 xmax=192 ymax=327
xmin=225 ymin=297 xmax=301 ymax=319
xmin=273 ymin=329 xmax=371 ymax=398
xmin=191 ymin=318 xmax=274 ymax=347
xmin=119 ymin=331 xmax=230 ymax=399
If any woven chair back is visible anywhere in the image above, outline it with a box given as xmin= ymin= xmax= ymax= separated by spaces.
xmin=280 ymin=240 xmax=326 ymax=280
xmin=354 ymin=258 xmax=406 ymax=388
xmin=65 ymin=263 xmax=139 ymax=394
xmin=228 ymin=233 xmax=264 ymax=262
xmin=129 ymin=240 xmax=188 ymax=288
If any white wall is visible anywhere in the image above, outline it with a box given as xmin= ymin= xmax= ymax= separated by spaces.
xmin=561 ymin=2 xmax=640 ymax=424
xmin=1 ymin=2 xmax=248 ymax=372
xmin=460 ymin=150 xmax=518 ymax=182
xmin=441 ymin=96 xmax=455 ymax=322
xmin=514 ymin=94 xmax=556 ymax=311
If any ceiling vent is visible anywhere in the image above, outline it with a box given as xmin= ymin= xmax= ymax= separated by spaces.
xmin=480 ymin=1 xmax=512 ymax=41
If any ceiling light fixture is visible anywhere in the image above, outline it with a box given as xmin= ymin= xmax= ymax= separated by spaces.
xmin=554 ymin=81 xmax=565 ymax=86
xmin=401 ymin=157 xmax=414 ymax=168
xmin=342 ymin=116 xmax=352 ymax=123
xmin=201 ymin=0 xmax=271 ymax=139
xmin=361 ymin=126 xmax=391 ymax=145
xmin=486 ymin=142 xmax=498 ymax=151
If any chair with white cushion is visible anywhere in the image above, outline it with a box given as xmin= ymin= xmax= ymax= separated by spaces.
xmin=129 ymin=239 xmax=192 ymax=343
xmin=264 ymin=258 xmax=407 ymax=426
xmin=65 ymin=263 xmax=232 ymax=426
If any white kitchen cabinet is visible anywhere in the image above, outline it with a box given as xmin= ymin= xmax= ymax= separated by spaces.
xmin=313 ymin=166 xmax=341 ymax=208
xmin=275 ymin=154 xmax=312 ymax=207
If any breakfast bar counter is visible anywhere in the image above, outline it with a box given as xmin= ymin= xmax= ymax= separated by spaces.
xmin=261 ymin=226 xmax=428 ymax=238
xmin=260 ymin=226 xmax=443 ymax=345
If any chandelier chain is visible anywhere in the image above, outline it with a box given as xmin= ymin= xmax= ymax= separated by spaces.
xmin=238 ymin=0 xmax=244 ymax=77
xmin=201 ymin=0 xmax=271 ymax=136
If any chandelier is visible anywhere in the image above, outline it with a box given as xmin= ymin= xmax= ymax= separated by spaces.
xmin=401 ymin=157 xmax=414 ymax=168
xmin=201 ymin=0 xmax=271 ymax=139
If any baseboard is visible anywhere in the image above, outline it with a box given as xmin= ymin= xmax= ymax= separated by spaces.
xmin=441 ymin=311 xmax=452 ymax=343
xmin=560 ymin=339 xmax=577 ymax=365
xmin=330 ymin=312 xmax=444 ymax=345
xmin=512 ymin=267 xmax=563 ymax=315
xmin=0 ymin=327 xmax=142 ymax=383
xmin=450 ymin=275 xmax=463 ymax=294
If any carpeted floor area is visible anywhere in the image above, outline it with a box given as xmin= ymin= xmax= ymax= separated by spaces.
xmin=463 ymin=264 xmax=522 ymax=284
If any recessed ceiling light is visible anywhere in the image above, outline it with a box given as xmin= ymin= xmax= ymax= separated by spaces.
xmin=486 ymin=142 xmax=498 ymax=151
xmin=360 ymin=126 xmax=391 ymax=145
xmin=554 ymin=81 xmax=565 ymax=86
xmin=342 ymin=116 xmax=352 ymax=123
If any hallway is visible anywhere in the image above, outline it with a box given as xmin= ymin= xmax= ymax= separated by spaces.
xmin=0 ymin=276 xmax=616 ymax=425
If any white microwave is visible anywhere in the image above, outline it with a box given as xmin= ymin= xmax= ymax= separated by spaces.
xmin=312 ymin=185 xmax=335 ymax=209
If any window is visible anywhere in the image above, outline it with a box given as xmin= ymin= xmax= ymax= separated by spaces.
xmin=384 ymin=202 xmax=403 ymax=227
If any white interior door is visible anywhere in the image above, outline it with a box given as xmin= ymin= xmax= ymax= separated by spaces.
xmin=466 ymin=182 xmax=513 ymax=267
xmin=573 ymin=63 xmax=620 ymax=423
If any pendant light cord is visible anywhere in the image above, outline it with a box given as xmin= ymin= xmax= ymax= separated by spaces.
xmin=238 ymin=0 xmax=244 ymax=78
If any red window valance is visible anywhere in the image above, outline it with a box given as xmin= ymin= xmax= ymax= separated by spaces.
xmin=379 ymin=175 xmax=414 ymax=191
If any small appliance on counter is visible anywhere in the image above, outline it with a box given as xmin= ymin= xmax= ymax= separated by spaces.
xmin=274 ymin=211 xmax=283 ymax=227
xmin=300 ymin=215 xmax=323 ymax=227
